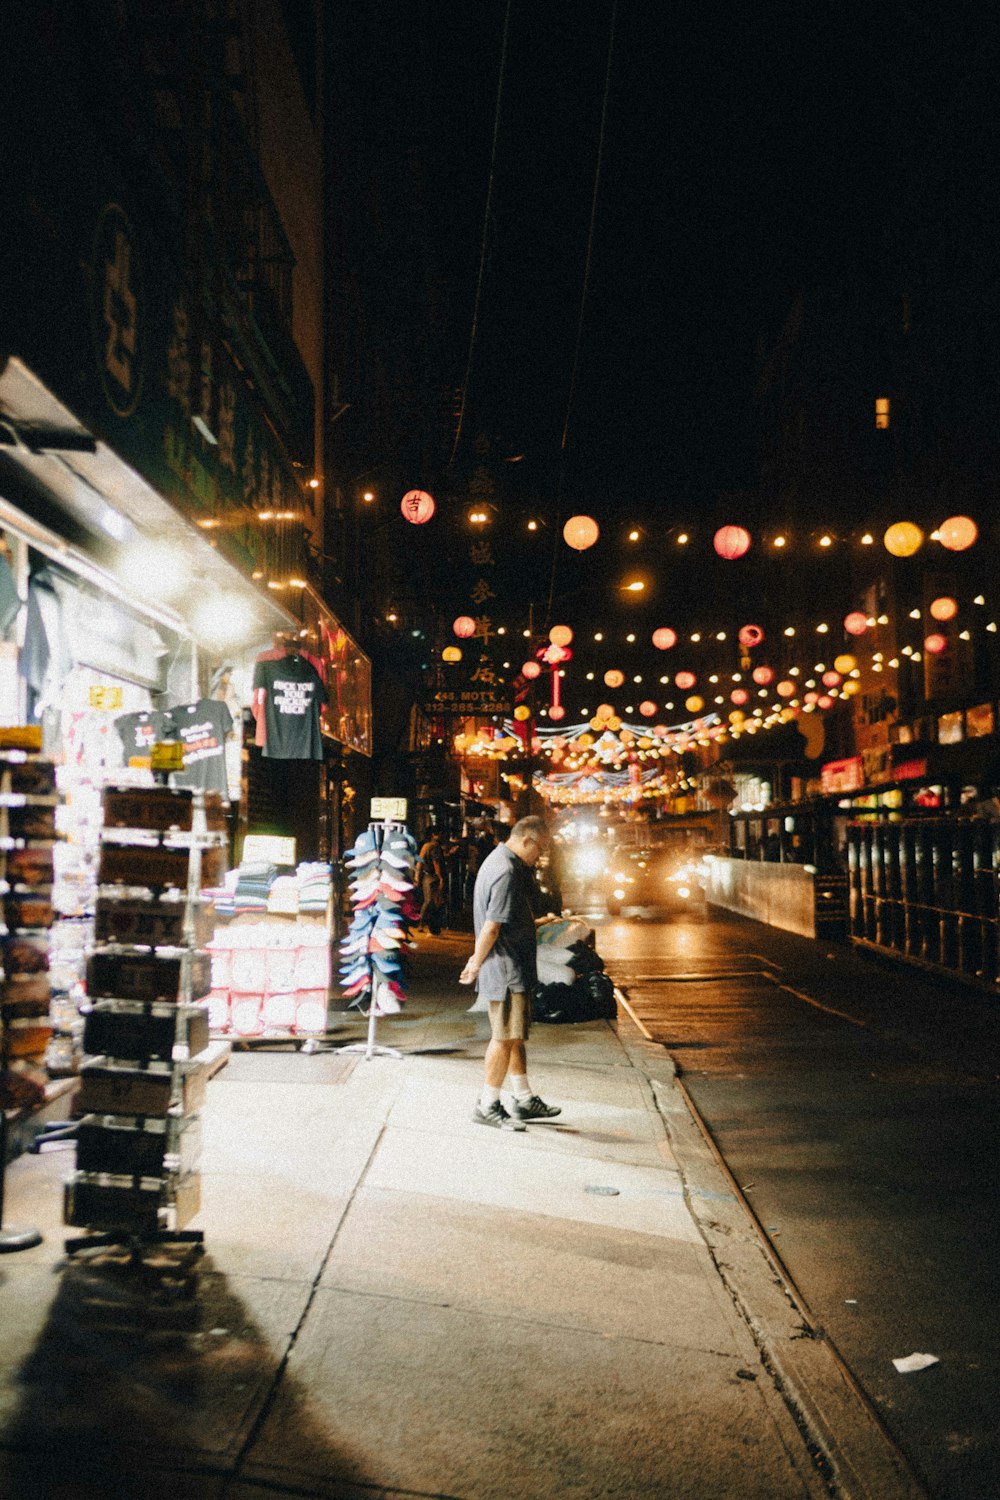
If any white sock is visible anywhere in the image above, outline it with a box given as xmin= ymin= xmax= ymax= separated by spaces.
xmin=480 ymin=1084 xmax=502 ymax=1110
xmin=510 ymin=1074 xmax=532 ymax=1100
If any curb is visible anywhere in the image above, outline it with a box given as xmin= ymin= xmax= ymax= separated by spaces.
xmin=613 ymin=987 xmax=928 ymax=1500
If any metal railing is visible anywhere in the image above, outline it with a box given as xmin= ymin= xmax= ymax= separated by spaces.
xmin=847 ymin=818 xmax=1000 ymax=988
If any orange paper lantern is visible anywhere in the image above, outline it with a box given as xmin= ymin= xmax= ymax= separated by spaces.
xmin=563 ymin=515 xmax=600 ymax=550
xmin=638 ymin=700 xmax=657 ymax=717
xmin=442 ymin=646 xmax=462 ymax=663
xmin=731 ymin=688 xmax=749 ymax=706
xmin=884 ymin=521 xmax=923 ymax=558
xmin=652 ymin=627 xmax=677 ymax=650
xmin=752 ymin=665 xmax=775 ymax=686
xmin=549 ymin=704 xmax=566 ymax=721
xmin=777 ymin=680 xmax=795 ymax=698
xmin=685 ymin=695 xmax=705 ymax=713
xmin=929 ymin=596 xmax=958 ymax=622
xmin=549 ymin=624 xmax=574 ymax=647
xmin=522 ymin=661 xmax=542 ymax=679
xmin=604 ymin=669 xmax=625 ymax=688
xmin=675 ymin=671 xmax=696 ymax=690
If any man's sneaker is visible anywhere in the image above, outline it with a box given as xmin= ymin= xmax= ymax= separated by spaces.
xmin=509 ymin=1094 xmax=562 ymax=1122
xmin=472 ymin=1100 xmax=526 ymax=1131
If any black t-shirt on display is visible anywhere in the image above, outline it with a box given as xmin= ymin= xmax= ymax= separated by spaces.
xmin=252 ymin=652 xmax=325 ymax=760
xmin=167 ymin=698 xmax=234 ymax=793
xmin=115 ymin=709 xmax=168 ymax=758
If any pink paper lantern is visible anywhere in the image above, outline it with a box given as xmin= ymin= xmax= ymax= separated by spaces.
xmin=738 ymin=624 xmax=764 ymax=649
xmin=400 ymin=489 xmax=435 ymax=524
xmin=651 ymin=627 xmax=677 ymax=650
xmin=817 ymin=694 xmax=834 ymax=710
xmin=675 ymin=671 xmax=696 ymax=690
xmin=714 ymin=524 xmax=751 ymax=560
xmin=731 ymin=688 xmax=749 ymax=706
xmin=522 ymin=661 xmax=542 ymax=679
xmin=453 ymin=615 xmax=476 ymax=638
xmin=924 ymin=633 xmax=947 ymax=654
xmin=638 ymin=700 xmax=657 ymax=717
xmin=937 ymin=515 xmax=977 ymax=551
xmin=549 ymin=704 xmax=566 ymax=721
xmin=752 ymin=665 xmax=775 ymax=686
xmin=822 ymin=670 xmax=842 ymax=688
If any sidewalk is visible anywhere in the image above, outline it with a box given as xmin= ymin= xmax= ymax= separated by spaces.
xmin=0 ymin=932 xmax=917 ymax=1500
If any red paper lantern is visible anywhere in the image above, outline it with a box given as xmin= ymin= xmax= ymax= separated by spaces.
xmin=522 ymin=661 xmax=542 ymax=680
xmin=714 ymin=524 xmax=751 ymax=560
xmin=751 ymin=665 xmax=774 ymax=686
xmin=651 ymin=627 xmax=677 ymax=650
xmin=731 ymin=688 xmax=749 ymax=706
xmin=675 ymin=671 xmax=696 ymax=690
xmin=924 ymin=633 xmax=947 ymax=654
xmin=638 ymin=700 xmax=657 ymax=717
xmin=843 ymin=611 xmax=869 ymax=636
xmin=738 ymin=624 xmax=764 ymax=649
xmin=453 ymin=615 xmax=476 ymax=638
xmin=400 ymin=489 xmax=435 ymax=524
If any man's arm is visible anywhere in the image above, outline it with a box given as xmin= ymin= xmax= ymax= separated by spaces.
xmin=459 ymin=919 xmax=502 ymax=984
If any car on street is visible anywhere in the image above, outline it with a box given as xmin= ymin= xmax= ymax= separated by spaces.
xmin=604 ymin=844 xmax=708 ymax=917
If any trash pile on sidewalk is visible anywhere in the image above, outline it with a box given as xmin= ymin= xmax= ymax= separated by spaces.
xmin=533 ymin=914 xmax=617 ymax=1023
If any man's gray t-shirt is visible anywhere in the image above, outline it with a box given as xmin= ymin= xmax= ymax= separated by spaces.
xmin=472 ymin=841 xmax=538 ymax=999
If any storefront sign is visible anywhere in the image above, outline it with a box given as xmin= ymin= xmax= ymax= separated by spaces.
xmin=820 ymin=756 xmax=864 ymax=794
xmin=427 ymin=657 xmax=511 ymax=719
xmin=894 ymin=758 xmax=929 ymax=781
xmin=370 ymin=797 xmax=408 ymax=822
xmin=243 ymin=833 xmax=297 ymax=867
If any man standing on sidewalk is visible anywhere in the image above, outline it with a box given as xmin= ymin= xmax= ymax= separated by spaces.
xmin=459 ymin=815 xmax=562 ymax=1129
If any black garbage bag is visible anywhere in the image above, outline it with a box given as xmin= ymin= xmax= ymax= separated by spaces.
xmin=567 ymin=941 xmax=605 ymax=976
xmin=533 ymin=980 xmax=575 ymax=1022
xmin=574 ymin=970 xmax=617 ymax=1019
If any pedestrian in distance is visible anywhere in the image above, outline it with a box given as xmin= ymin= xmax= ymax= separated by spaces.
xmin=415 ymin=827 xmax=446 ymax=933
xmin=460 ymin=815 xmax=562 ymax=1129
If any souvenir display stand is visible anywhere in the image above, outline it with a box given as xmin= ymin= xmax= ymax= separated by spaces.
xmin=62 ymin=783 xmax=225 ymax=1263
xmin=0 ymin=743 xmax=60 ymax=1252
xmin=337 ymin=822 xmax=418 ymax=1060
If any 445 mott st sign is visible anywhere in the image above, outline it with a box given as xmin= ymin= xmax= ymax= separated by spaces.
xmin=425 ymin=657 xmax=512 ymax=719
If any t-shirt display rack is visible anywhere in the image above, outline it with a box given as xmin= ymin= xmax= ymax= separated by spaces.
xmin=62 ymin=782 xmax=225 ymax=1267
xmin=0 ymin=744 xmax=60 ymax=1253
xmin=337 ymin=820 xmax=418 ymax=1061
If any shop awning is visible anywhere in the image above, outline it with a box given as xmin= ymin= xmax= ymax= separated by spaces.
xmin=0 ymin=357 xmax=296 ymax=644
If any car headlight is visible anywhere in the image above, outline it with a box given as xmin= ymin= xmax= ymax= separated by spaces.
xmin=613 ymin=888 xmax=626 ymax=900
xmin=677 ymin=886 xmax=690 ymax=898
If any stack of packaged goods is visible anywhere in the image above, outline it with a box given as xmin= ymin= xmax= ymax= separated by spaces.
xmin=297 ymin=861 xmax=332 ymax=914
xmin=0 ymin=751 xmax=61 ymax=1113
xmin=339 ymin=826 xmax=418 ymax=1013
xmin=63 ymin=785 xmax=225 ymax=1252
xmin=233 ymin=860 xmax=276 ymax=915
xmin=205 ymin=919 xmax=331 ymax=1039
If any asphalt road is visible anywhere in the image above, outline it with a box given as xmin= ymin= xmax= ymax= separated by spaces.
xmin=588 ymin=902 xmax=1000 ymax=1500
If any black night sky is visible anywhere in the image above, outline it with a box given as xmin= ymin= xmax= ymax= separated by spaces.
xmin=329 ymin=1 xmax=1000 ymax=717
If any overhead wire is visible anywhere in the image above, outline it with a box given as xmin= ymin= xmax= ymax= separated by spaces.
xmin=446 ymin=0 xmax=512 ymax=473
xmin=545 ymin=0 xmax=618 ymax=625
